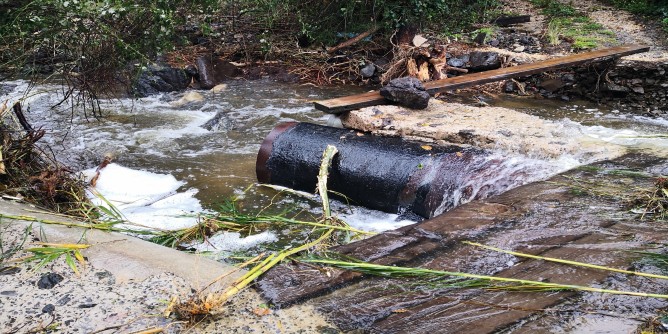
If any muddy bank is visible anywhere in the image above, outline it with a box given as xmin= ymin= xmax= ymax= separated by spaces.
xmin=0 ymin=200 xmax=337 ymax=333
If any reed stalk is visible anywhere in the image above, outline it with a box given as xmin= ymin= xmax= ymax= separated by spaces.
xmin=464 ymin=241 xmax=668 ymax=281
xmin=304 ymin=258 xmax=668 ymax=299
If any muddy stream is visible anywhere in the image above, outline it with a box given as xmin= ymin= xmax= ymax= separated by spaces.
xmin=3 ymin=80 xmax=668 ymax=332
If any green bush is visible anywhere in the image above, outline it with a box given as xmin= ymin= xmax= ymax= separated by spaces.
xmin=0 ymin=1 xmax=218 ymax=83
xmin=234 ymin=0 xmax=501 ymax=45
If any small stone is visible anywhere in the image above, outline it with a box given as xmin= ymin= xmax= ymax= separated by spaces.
xmin=379 ymin=77 xmax=430 ymax=109
xmin=513 ymin=45 xmax=525 ymax=52
xmin=211 ymin=84 xmax=228 ymax=93
xmin=37 ymin=273 xmax=64 ymax=289
xmin=360 ymin=63 xmax=376 ymax=78
xmin=503 ymin=80 xmax=518 ymax=93
xmin=447 ymin=57 xmax=466 ymax=68
xmin=42 ymin=304 xmax=55 ymax=314
xmin=632 ymin=86 xmax=645 ymax=94
xmin=630 ymin=78 xmax=643 ymax=86
xmin=412 ymin=35 xmax=429 ymax=47
xmin=489 ymin=39 xmax=499 ymax=47
xmin=78 ymin=303 xmax=97 ymax=309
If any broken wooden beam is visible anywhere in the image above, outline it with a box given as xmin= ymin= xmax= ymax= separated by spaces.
xmin=314 ymin=44 xmax=650 ymax=114
xmin=490 ymin=15 xmax=532 ymax=26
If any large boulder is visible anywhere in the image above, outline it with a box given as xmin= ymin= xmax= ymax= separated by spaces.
xmin=130 ymin=63 xmax=190 ymax=97
xmin=468 ymin=51 xmax=501 ymax=72
xmin=196 ymin=55 xmax=242 ymax=89
xmin=379 ymin=77 xmax=430 ymax=109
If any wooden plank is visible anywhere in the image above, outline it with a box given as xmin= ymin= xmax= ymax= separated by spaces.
xmin=314 ymin=44 xmax=650 ymax=114
xmin=490 ymin=15 xmax=532 ymax=26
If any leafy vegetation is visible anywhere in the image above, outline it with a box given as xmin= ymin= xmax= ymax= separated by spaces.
xmin=531 ymin=0 xmax=616 ymax=49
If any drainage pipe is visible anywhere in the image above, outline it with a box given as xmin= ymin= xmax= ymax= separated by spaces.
xmin=257 ymin=122 xmax=510 ymax=218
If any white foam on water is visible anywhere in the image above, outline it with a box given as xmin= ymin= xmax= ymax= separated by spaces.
xmin=82 ymin=163 xmax=202 ymax=230
xmin=338 ymin=209 xmax=416 ymax=232
xmin=186 ymin=231 xmax=278 ymax=252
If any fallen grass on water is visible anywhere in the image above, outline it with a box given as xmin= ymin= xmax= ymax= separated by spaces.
xmin=302 ymin=257 xmax=668 ymax=299
xmin=629 ymin=177 xmax=668 ymax=220
xmin=464 ymin=241 xmax=668 ymax=281
xmin=166 ymin=145 xmax=349 ymax=321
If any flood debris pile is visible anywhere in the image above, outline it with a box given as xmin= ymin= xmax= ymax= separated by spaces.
xmin=0 ymin=103 xmax=87 ymax=214
xmin=629 ymin=176 xmax=668 ymax=220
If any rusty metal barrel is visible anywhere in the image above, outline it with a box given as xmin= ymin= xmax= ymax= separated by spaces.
xmin=256 ymin=122 xmax=518 ymax=218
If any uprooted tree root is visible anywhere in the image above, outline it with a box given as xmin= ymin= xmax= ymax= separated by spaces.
xmin=0 ymin=102 xmax=88 ymax=215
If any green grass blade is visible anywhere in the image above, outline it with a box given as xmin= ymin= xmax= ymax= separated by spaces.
xmin=305 ymin=258 xmax=668 ymax=299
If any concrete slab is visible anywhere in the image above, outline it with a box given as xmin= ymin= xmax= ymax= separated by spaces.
xmin=0 ymin=199 xmax=336 ymax=333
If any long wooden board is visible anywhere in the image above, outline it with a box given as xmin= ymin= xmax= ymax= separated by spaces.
xmin=314 ymin=44 xmax=650 ymax=114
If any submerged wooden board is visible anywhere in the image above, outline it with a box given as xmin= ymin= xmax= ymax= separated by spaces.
xmin=256 ymin=154 xmax=668 ymax=332
xmin=314 ymin=44 xmax=650 ymax=114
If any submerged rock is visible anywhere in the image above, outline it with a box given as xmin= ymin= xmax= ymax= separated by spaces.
xmin=380 ymin=77 xmax=430 ymax=109
xmin=202 ymin=110 xmax=233 ymax=131
xmin=131 ymin=63 xmax=190 ymax=98
xmin=170 ymin=91 xmax=204 ymax=107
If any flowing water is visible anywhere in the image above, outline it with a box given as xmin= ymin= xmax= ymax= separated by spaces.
xmin=4 ymin=79 xmax=668 ymax=332
xmin=3 ymin=80 xmax=668 ymax=239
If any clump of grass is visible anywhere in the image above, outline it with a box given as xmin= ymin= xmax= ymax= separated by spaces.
xmin=14 ymin=242 xmax=89 ymax=275
xmin=533 ymin=0 xmax=617 ymax=49
xmin=628 ymin=177 xmax=668 ymax=220
xmin=166 ymin=145 xmax=355 ymax=321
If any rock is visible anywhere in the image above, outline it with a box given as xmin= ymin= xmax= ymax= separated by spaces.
xmin=562 ymin=73 xmax=576 ymax=84
xmin=379 ymin=77 xmax=430 ymax=109
xmin=42 ymin=304 xmax=55 ymax=314
xmin=37 ymin=272 xmax=64 ymax=289
xmin=489 ymin=39 xmax=500 ymax=47
xmin=447 ymin=57 xmax=466 ymax=68
xmin=540 ymin=78 xmax=565 ymax=92
xmin=326 ymin=115 xmax=344 ymax=128
xmin=202 ymin=110 xmax=233 ymax=131
xmin=503 ymin=80 xmax=518 ymax=93
xmin=602 ymin=82 xmax=630 ymax=96
xmin=211 ymin=84 xmax=228 ymax=93
xmin=196 ymin=55 xmax=242 ymax=89
xmin=360 ymin=63 xmax=376 ymax=78
xmin=513 ymin=45 xmax=525 ymax=53
xmin=131 ymin=63 xmax=190 ymax=98
xmin=630 ymin=78 xmax=643 ymax=86
xmin=170 ymin=91 xmax=204 ymax=107
xmin=185 ymin=64 xmax=198 ymax=78
xmin=412 ymin=35 xmax=429 ymax=47
xmin=473 ymin=32 xmax=487 ymax=45
xmin=632 ymin=86 xmax=645 ymax=94
xmin=468 ymin=51 xmax=501 ymax=72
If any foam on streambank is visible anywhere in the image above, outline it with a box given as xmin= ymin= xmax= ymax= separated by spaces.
xmin=82 ymin=163 xmax=280 ymax=252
